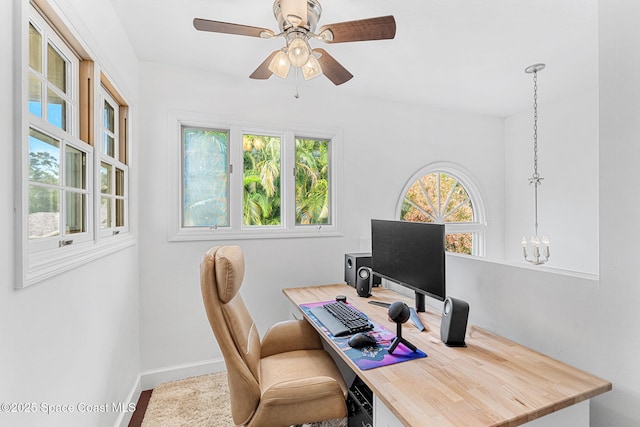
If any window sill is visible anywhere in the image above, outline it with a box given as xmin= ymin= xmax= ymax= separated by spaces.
xmin=19 ymin=234 xmax=137 ymax=289
xmin=169 ymin=227 xmax=342 ymax=242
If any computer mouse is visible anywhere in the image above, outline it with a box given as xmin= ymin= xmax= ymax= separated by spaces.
xmin=348 ymin=333 xmax=377 ymax=349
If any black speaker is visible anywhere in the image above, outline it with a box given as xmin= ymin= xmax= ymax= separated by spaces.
xmin=440 ymin=297 xmax=469 ymax=347
xmin=345 ymin=253 xmax=380 ymax=287
xmin=355 ymin=267 xmax=372 ymax=298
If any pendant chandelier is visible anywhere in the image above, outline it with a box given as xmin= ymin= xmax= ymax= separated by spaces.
xmin=521 ymin=63 xmax=550 ymax=265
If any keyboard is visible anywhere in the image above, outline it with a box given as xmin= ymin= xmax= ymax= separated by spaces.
xmin=309 ymin=301 xmax=374 ymax=337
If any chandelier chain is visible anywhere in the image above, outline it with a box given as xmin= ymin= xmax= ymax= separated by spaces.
xmin=533 ymin=70 xmax=539 ymax=179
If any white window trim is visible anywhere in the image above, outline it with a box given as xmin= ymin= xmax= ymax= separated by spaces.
xmin=395 ymin=161 xmax=487 ymax=257
xmin=14 ymin=3 xmax=135 ymax=289
xmin=168 ymin=111 xmax=343 ymax=241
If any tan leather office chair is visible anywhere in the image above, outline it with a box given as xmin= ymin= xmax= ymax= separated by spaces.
xmin=200 ymin=246 xmax=348 ymax=427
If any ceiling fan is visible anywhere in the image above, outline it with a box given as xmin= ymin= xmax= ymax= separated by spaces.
xmin=193 ymin=0 xmax=396 ymax=86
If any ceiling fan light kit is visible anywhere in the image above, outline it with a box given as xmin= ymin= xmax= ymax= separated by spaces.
xmin=193 ymin=0 xmax=396 ymax=87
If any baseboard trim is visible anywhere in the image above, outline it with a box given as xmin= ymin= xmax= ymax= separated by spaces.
xmin=139 ymin=358 xmax=226 ymax=390
xmin=114 ymin=373 xmax=142 ymax=427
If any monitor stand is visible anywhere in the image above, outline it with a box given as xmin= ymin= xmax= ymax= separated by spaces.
xmin=411 ymin=293 xmax=426 ymax=332
xmin=415 ymin=293 xmax=425 ymax=312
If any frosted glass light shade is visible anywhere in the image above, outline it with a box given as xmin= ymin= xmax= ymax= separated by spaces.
xmin=301 ymin=55 xmax=322 ymax=80
xmin=287 ymin=37 xmax=310 ymax=67
xmin=268 ymin=50 xmax=291 ymax=78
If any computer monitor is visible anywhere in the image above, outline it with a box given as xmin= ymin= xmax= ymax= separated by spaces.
xmin=371 ymin=219 xmax=446 ymax=312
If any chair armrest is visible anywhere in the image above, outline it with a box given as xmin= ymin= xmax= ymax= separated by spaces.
xmin=261 ymin=319 xmax=323 ymax=358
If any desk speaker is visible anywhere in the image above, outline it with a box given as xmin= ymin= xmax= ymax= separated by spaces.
xmin=356 ymin=267 xmax=373 ymax=298
xmin=440 ymin=297 xmax=469 ymax=347
xmin=344 ymin=253 xmax=380 ymax=287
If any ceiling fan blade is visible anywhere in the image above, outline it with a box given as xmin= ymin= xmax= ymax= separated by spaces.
xmin=318 ymin=15 xmax=396 ymax=43
xmin=313 ymin=49 xmax=353 ymax=86
xmin=193 ymin=18 xmax=275 ymax=38
xmin=250 ymin=51 xmax=279 ymax=80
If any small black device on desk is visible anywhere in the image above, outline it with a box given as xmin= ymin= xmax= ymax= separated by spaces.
xmin=348 ymin=332 xmax=377 ymax=349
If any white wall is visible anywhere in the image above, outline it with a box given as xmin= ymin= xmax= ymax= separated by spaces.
xmin=505 ymin=89 xmax=599 ymax=273
xmin=137 ymin=61 xmax=505 ymax=373
xmin=0 ymin=1 xmax=140 ymax=426
xmin=595 ymin=0 xmax=640 ymax=424
xmin=446 ymin=2 xmax=640 ymax=426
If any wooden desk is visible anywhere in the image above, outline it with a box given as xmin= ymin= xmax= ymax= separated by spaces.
xmin=283 ymin=284 xmax=611 ymax=427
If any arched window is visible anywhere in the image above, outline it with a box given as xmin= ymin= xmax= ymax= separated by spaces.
xmin=397 ymin=163 xmax=486 ymax=256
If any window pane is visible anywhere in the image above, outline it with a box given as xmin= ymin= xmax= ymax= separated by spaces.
xmin=29 ymin=74 xmax=42 ymax=117
xmin=295 ymin=138 xmax=329 ymax=225
xmin=65 ymin=145 xmax=86 ymax=189
xmin=29 ymin=128 xmax=59 ymax=184
xmin=47 ymin=43 xmax=66 ymax=92
xmin=115 ymin=168 xmax=124 ymax=196
xmin=66 ymin=192 xmax=85 ymax=234
xmin=103 ymin=133 xmax=115 ymax=157
xmin=28 ymin=185 xmax=60 ymax=239
xmin=183 ymin=127 xmax=229 ymax=227
xmin=445 ymin=233 xmax=473 ymax=255
xmin=104 ymin=100 xmax=115 ymax=132
xmin=101 ymin=163 xmax=112 ymax=194
xmin=103 ymin=100 xmax=115 ymax=157
xmin=47 ymin=88 xmax=66 ymax=130
xmin=401 ymin=174 xmax=436 ymax=222
xmin=100 ymin=196 xmax=112 ymax=229
xmin=116 ymin=199 xmax=125 ymax=227
xmin=29 ymin=23 xmax=42 ymax=73
xmin=243 ymin=134 xmax=281 ymax=226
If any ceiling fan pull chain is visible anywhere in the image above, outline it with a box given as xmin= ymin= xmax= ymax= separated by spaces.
xmin=294 ymin=67 xmax=300 ymax=98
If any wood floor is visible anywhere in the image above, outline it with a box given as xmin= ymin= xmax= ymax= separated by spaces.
xmin=128 ymin=389 xmax=152 ymax=427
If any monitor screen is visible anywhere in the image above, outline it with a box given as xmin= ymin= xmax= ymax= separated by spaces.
xmin=371 ymin=219 xmax=446 ymax=310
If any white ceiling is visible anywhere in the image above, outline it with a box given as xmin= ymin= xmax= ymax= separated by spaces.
xmin=108 ymin=0 xmax=598 ymax=117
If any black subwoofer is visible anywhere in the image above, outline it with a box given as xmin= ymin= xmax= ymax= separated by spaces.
xmin=344 ymin=252 xmax=380 ymax=287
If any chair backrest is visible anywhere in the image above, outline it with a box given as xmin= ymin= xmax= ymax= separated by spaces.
xmin=200 ymin=246 xmax=262 ymax=426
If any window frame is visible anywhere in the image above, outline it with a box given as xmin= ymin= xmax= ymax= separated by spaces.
xmin=15 ymin=3 xmax=135 ymax=289
xmin=168 ymin=111 xmax=342 ymax=241
xmin=396 ymin=162 xmax=487 ymax=256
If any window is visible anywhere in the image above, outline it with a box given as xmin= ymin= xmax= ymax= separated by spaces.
xmin=171 ymin=115 xmax=341 ymax=240
xmin=99 ymin=83 xmax=129 ymax=236
xmin=397 ymin=163 xmax=485 ymax=256
xmin=243 ymin=134 xmax=281 ymax=226
xmin=16 ymin=4 xmax=134 ymax=288
xmin=26 ymin=8 xmax=90 ymax=254
xmin=182 ymin=127 xmax=229 ymax=227
xmin=295 ymin=137 xmax=331 ymax=226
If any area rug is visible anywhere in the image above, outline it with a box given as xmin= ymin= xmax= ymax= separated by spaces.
xmin=142 ymin=371 xmax=347 ymax=427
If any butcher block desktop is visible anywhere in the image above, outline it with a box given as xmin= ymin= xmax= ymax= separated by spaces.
xmin=283 ymin=283 xmax=612 ymax=427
